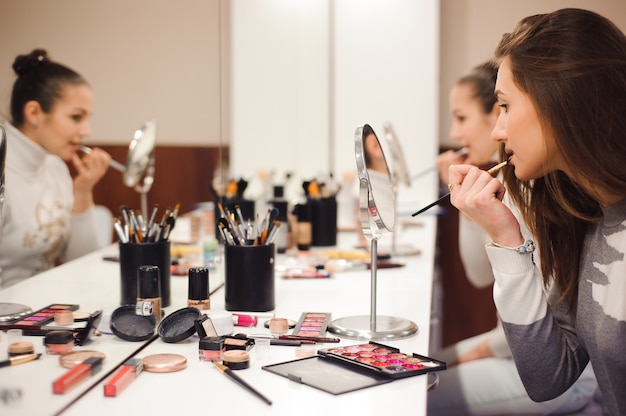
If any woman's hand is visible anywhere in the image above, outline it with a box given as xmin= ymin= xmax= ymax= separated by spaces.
xmin=436 ymin=149 xmax=466 ymax=186
xmin=448 ymin=164 xmax=524 ymax=247
xmin=71 ymin=147 xmax=111 ymax=213
xmin=455 ymin=338 xmax=494 ymax=365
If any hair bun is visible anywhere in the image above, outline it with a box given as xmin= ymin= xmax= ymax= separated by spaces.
xmin=12 ymin=49 xmax=50 ymax=76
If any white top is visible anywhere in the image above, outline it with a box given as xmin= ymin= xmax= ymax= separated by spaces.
xmin=0 ymin=122 xmax=100 ymax=288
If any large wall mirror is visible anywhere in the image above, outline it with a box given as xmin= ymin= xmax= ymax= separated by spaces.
xmin=0 ymin=0 xmax=439 ymax=214
xmin=230 ymin=0 xmax=439 ymax=207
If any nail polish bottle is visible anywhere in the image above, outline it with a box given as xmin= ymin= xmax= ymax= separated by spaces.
xmin=137 ymin=265 xmax=161 ymax=323
xmin=187 ymin=267 xmax=210 ymax=310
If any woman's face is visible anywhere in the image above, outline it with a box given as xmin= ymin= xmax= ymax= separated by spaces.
xmin=448 ymin=83 xmax=499 ymax=166
xmin=31 ymin=83 xmax=93 ymax=161
xmin=492 ymin=58 xmax=561 ymax=181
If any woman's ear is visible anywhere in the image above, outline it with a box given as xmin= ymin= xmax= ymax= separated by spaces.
xmin=23 ymin=100 xmax=43 ymax=128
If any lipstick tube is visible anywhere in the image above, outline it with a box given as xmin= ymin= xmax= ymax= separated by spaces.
xmin=104 ymin=358 xmax=143 ymax=397
xmin=53 ymin=356 xmax=103 ymax=394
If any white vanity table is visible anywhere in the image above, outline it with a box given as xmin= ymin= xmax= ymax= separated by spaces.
xmin=0 ymin=217 xmax=436 ymax=416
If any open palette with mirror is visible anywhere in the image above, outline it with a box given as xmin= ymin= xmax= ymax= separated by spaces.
xmin=262 ymin=341 xmax=445 ymax=395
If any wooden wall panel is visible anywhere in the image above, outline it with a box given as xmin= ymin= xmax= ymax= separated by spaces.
xmin=80 ymin=145 xmax=229 ymax=237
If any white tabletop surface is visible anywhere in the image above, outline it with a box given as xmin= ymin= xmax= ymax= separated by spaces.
xmin=0 ymin=217 xmax=436 ymax=416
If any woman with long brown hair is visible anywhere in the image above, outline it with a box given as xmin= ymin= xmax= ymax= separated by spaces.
xmin=448 ymin=8 xmax=626 ymax=415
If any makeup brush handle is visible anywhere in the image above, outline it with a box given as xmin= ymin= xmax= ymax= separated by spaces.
xmin=411 ymin=192 xmax=450 ymax=217
xmin=79 ymin=145 xmax=125 ymax=173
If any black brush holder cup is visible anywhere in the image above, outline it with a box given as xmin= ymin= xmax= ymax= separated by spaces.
xmin=224 ymin=244 xmax=275 ymax=312
xmin=309 ymin=197 xmax=338 ymax=246
xmin=119 ymin=241 xmax=171 ymax=307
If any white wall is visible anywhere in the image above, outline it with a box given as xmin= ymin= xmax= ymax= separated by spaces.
xmin=0 ymin=0 xmax=223 ymax=146
xmin=439 ymin=0 xmax=626 ymax=147
xmin=231 ymin=0 xmax=440 ymax=205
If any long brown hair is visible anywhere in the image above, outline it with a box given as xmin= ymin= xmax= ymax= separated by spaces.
xmin=495 ymin=9 xmax=626 ymax=310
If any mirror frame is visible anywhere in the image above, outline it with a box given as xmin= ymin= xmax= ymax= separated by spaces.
xmin=124 ymin=120 xmax=156 ymax=193
xmin=354 ymin=124 xmax=396 ymax=241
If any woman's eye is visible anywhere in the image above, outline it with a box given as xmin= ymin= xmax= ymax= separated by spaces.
xmin=498 ymin=103 xmax=508 ymax=113
xmin=71 ymin=114 xmax=83 ymax=122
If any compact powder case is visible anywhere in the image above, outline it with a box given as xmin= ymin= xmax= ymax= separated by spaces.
xmin=59 ymin=350 xmax=106 ymax=369
xmin=110 ymin=305 xmax=157 ymax=342
xmin=143 ymin=353 xmax=187 ymax=373
xmin=158 ymin=307 xmax=200 ymax=343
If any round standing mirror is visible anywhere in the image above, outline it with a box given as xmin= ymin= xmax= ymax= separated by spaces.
xmin=328 ymin=124 xmax=417 ymax=341
xmin=124 ymin=119 xmax=156 ymax=192
xmin=80 ymin=120 xmax=157 ymax=219
xmin=356 ymin=124 xmax=395 ymax=240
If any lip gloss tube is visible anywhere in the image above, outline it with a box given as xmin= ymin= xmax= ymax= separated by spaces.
xmin=104 ymin=358 xmax=143 ymax=397
xmin=53 ymin=356 xmax=103 ymax=394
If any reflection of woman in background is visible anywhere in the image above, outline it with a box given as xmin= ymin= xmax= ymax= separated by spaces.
xmin=428 ymin=61 xmax=596 ymax=415
xmin=0 ymin=49 xmax=111 ymax=288
xmin=361 ymin=124 xmax=395 ymax=239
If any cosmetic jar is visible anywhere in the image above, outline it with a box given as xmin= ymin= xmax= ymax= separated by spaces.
xmin=8 ymin=341 xmax=34 ymax=357
xmin=188 ymin=267 xmax=210 ymax=310
xmin=44 ymin=330 xmax=75 ymax=355
xmin=269 ymin=317 xmax=289 ymax=334
xmin=54 ymin=309 xmax=74 ymax=326
xmin=199 ymin=337 xmax=223 ymax=362
xmin=222 ymin=350 xmax=250 ymax=370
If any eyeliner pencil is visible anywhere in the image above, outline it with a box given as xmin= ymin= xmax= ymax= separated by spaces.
xmin=411 ymin=160 xmax=508 ymax=217
xmin=213 ymin=362 xmax=272 ymax=405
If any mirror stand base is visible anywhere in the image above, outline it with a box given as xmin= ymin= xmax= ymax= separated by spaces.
xmin=328 ymin=315 xmax=418 ymax=341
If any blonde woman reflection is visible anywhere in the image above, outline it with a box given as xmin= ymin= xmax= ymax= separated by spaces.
xmin=427 ymin=61 xmax=596 ymax=415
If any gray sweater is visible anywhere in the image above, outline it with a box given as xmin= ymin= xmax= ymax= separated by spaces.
xmin=487 ymin=202 xmax=626 ymax=416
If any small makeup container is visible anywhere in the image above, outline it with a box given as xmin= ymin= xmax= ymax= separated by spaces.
xmin=198 ymin=337 xmax=223 ymax=362
xmin=44 ymin=330 xmax=75 ymax=355
xmin=188 ymin=267 xmax=210 ymax=310
xmin=8 ymin=341 xmax=34 ymax=357
xmin=137 ymin=265 xmax=161 ymax=323
xmin=54 ymin=310 xmax=74 ymax=326
xmin=223 ymin=335 xmax=254 ymax=351
xmin=269 ymin=317 xmax=289 ymax=334
xmin=222 ymin=350 xmax=250 ymax=370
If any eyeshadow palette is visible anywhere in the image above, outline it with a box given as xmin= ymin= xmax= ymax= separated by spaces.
xmin=0 ymin=304 xmax=79 ymax=331
xmin=317 ymin=342 xmax=446 ymax=379
xmin=263 ymin=341 xmax=446 ymax=395
xmin=292 ymin=312 xmax=331 ymax=337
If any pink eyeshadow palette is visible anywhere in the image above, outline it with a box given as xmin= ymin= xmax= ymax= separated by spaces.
xmin=292 ymin=312 xmax=331 ymax=337
xmin=0 ymin=304 xmax=79 ymax=330
xmin=317 ymin=342 xmax=446 ymax=379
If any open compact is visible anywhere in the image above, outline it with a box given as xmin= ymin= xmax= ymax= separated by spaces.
xmin=157 ymin=307 xmax=200 ymax=343
xmin=110 ymin=305 xmax=156 ymax=342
